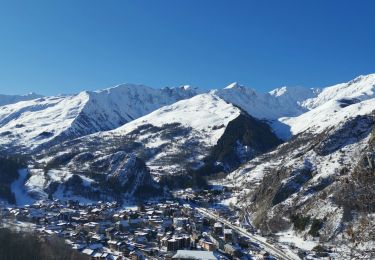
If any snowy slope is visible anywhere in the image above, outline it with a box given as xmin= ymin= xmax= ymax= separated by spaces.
xmin=282 ymin=98 xmax=375 ymax=135
xmin=1 ymin=74 xmax=374 ymax=152
xmin=211 ymin=74 xmax=375 ymax=139
xmin=0 ymin=92 xmax=43 ymax=106
xmin=301 ymin=74 xmax=375 ymax=109
xmin=23 ymin=91 xmax=285 ymax=201
xmin=229 ymin=74 xmax=375 ymax=197
xmin=214 ymin=74 xmax=375 ymax=123
xmin=227 ymin=118 xmax=375 ymax=256
xmin=112 ymin=93 xmax=240 ymax=146
xmin=39 ymin=93 xmax=241 ymax=177
xmin=280 ymin=74 xmax=375 ymax=135
xmin=212 ymin=82 xmax=319 ymax=120
xmin=0 ymin=84 xmax=197 ymax=151
xmin=225 ymin=75 xmax=375 ymax=256
xmin=0 ymin=93 xmax=89 ymax=150
xmin=19 ymin=93 xmax=243 ymax=199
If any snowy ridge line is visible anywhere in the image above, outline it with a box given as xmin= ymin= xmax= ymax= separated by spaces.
xmin=0 ymin=83 xmax=197 ymax=151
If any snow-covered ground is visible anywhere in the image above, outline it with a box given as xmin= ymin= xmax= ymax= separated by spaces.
xmin=276 ymin=229 xmax=318 ymax=251
xmin=112 ymin=93 xmax=241 ymax=146
xmin=11 ymin=169 xmax=35 ymax=206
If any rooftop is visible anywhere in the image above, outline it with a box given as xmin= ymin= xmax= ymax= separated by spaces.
xmin=172 ymin=250 xmax=217 ymax=260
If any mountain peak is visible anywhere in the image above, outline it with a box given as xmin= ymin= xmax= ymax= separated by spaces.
xmin=224 ymin=82 xmax=243 ymax=89
xmin=268 ymin=86 xmax=288 ymax=97
xmin=179 ymin=85 xmax=192 ymax=90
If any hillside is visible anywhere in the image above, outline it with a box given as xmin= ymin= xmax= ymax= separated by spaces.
xmin=226 ymin=76 xmax=375 ymax=256
xmin=0 ymin=84 xmax=196 ymax=152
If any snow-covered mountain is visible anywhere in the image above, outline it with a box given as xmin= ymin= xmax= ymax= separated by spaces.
xmin=219 ymin=75 xmax=374 ymax=127
xmin=212 ymin=74 xmax=375 ymax=140
xmin=301 ymin=74 xmax=375 ymax=110
xmin=0 ymin=92 xmax=43 ymax=106
xmin=279 ymin=74 xmax=375 ymax=136
xmin=2 ymin=74 xmax=372 ymax=153
xmin=0 ymin=84 xmax=197 ymax=151
xmin=25 ymin=93 xmax=280 ymax=200
xmin=212 ymin=82 xmax=319 ymax=120
xmin=225 ymin=74 xmax=375 ymax=256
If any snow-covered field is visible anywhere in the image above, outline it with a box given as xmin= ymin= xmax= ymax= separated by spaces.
xmin=11 ymin=169 xmax=35 ymax=205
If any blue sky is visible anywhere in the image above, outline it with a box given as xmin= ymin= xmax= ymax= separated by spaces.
xmin=0 ymin=0 xmax=374 ymax=95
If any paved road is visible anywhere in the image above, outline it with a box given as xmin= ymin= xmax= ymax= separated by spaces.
xmin=195 ymin=207 xmax=300 ymax=260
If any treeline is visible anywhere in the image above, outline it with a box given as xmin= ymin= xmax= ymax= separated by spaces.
xmin=0 ymin=228 xmax=88 ymax=260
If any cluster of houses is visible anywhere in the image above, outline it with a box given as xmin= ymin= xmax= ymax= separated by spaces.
xmin=0 ymin=196 xmax=271 ymax=260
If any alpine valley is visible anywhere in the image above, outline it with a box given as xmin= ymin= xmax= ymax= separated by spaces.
xmin=1 ymin=74 xmax=375 ymax=258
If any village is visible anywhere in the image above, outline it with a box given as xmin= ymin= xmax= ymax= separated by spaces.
xmin=0 ymin=188 xmax=274 ymax=260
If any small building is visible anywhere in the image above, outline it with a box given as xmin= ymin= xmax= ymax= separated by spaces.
xmin=223 ymin=228 xmax=233 ymax=242
xmin=213 ymin=222 xmax=223 ymax=235
xmin=172 ymin=250 xmax=217 ymax=260
xmin=199 ymin=238 xmax=215 ymax=251
xmin=173 ymin=217 xmax=189 ymax=228
xmin=167 ymin=239 xmax=179 ymax=252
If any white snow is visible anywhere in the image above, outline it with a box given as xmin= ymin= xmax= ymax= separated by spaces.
xmin=276 ymin=229 xmax=318 ymax=251
xmin=301 ymin=74 xmax=375 ymax=109
xmin=282 ymin=98 xmax=375 ymax=135
xmin=112 ymin=93 xmax=241 ymax=146
xmin=213 ymin=74 xmax=375 ymax=138
xmin=24 ymin=169 xmax=48 ymax=199
xmin=0 ymin=84 xmax=196 ymax=150
xmin=11 ymin=169 xmax=35 ymax=205
xmin=1 ymin=74 xmax=373 ymax=150
xmin=0 ymin=94 xmax=89 ymax=149
xmin=213 ymin=83 xmax=318 ymax=120
xmin=220 ymin=196 xmax=237 ymax=207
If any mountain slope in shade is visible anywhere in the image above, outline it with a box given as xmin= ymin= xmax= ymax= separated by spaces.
xmin=0 ymin=93 xmax=43 ymax=106
xmin=0 ymin=84 xmax=197 ymax=151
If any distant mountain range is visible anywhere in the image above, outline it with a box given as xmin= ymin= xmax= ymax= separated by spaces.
xmin=0 ymin=92 xmax=43 ymax=106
